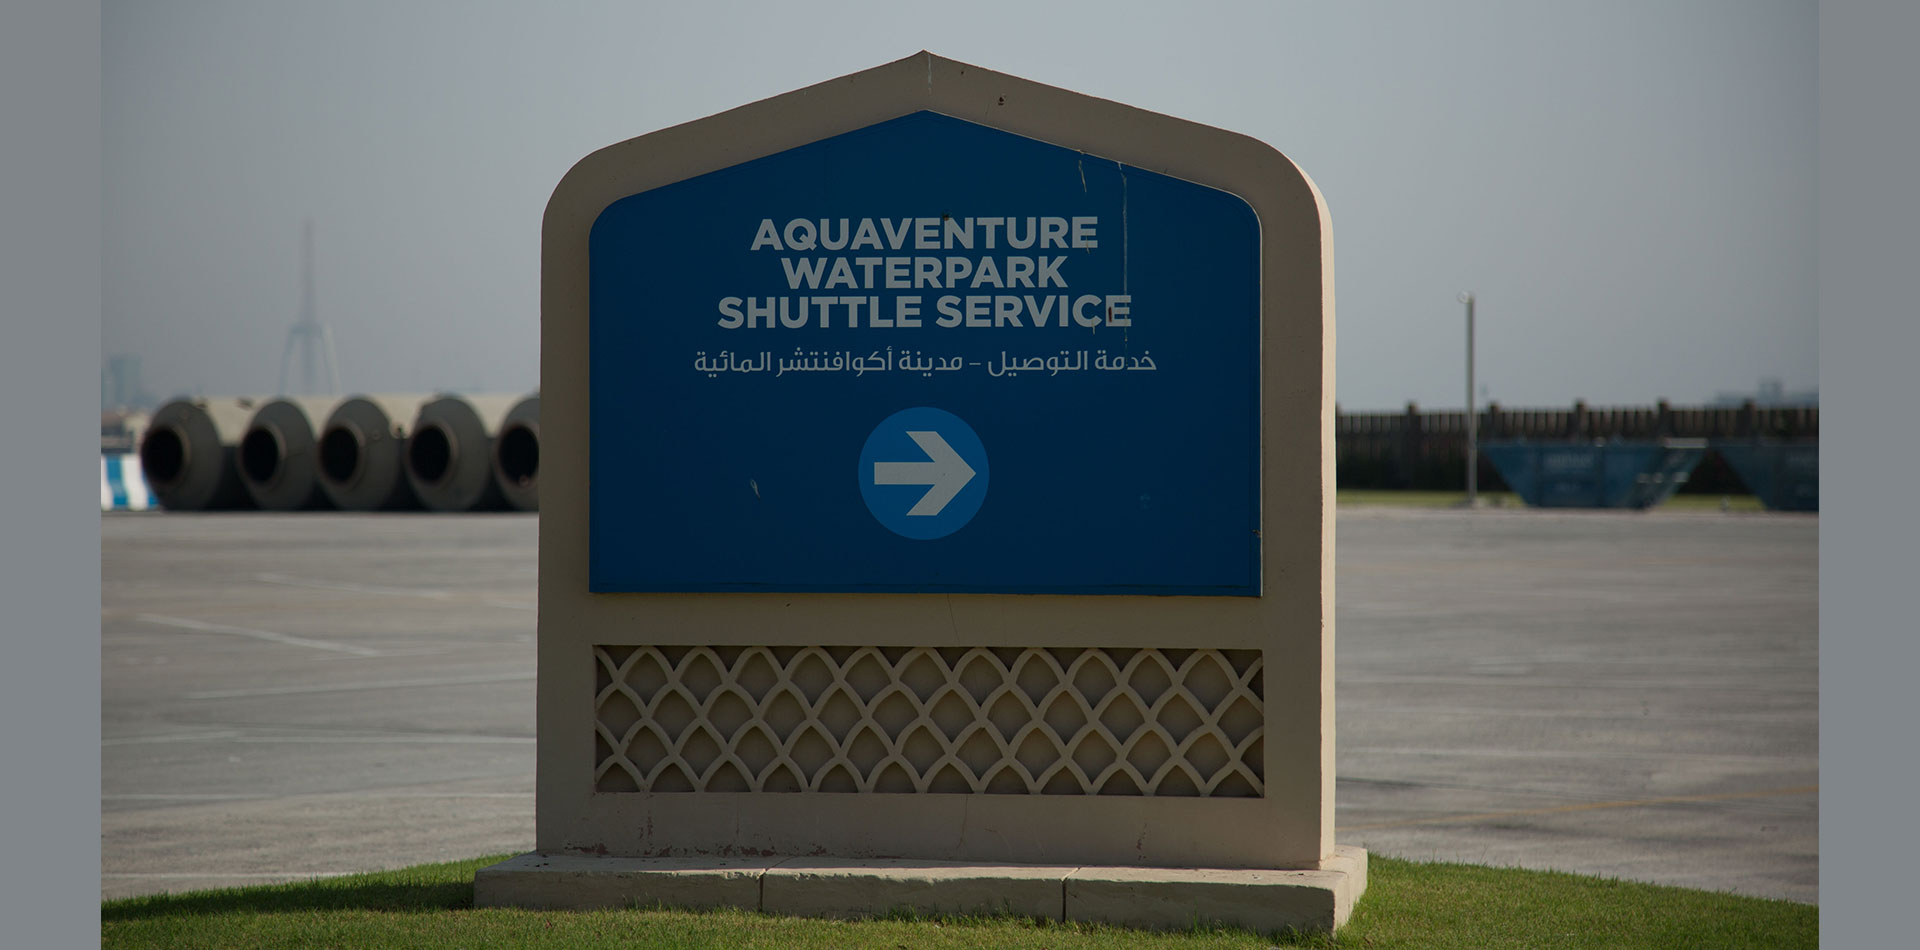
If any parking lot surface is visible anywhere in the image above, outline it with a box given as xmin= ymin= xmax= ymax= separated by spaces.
xmin=102 ymin=507 xmax=1815 ymax=902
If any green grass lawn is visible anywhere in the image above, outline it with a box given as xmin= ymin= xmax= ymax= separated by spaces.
xmin=1336 ymin=489 xmax=1767 ymax=512
xmin=101 ymin=853 xmax=1816 ymax=949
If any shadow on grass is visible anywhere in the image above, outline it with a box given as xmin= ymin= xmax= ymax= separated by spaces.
xmin=102 ymin=877 xmax=475 ymax=922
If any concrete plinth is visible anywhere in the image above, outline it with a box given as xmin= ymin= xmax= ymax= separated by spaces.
xmin=762 ymin=858 xmax=1072 ymax=921
xmin=473 ymin=853 xmax=777 ymax=911
xmin=1065 ymin=846 xmax=1368 ymax=934
xmin=475 ymin=847 xmax=1368 ymax=934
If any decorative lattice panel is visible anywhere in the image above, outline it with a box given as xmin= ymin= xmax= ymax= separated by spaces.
xmin=593 ymin=645 xmax=1264 ymax=796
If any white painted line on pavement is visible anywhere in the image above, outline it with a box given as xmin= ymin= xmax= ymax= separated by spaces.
xmin=225 ymin=735 xmax=534 ymax=744
xmin=1342 ymin=673 xmax=1818 ymax=694
xmin=185 ymin=672 xmax=533 ymax=700
xmin=102 ymin=731 xmax=245 ymax=746
xmin=135 ymin=614 xmax=387 ymax=657
xmin=103 ymin=733 xmax=532 ymax=746
xmin=100 ymin=878 xmax=357 ymax=886
xmin=106 ymin=792 xmax=533 ymax=801
xmin=1338 ymin=784 xmax=1818 ymax=831
xmin=1346 ymin=745 xmax=1812 ymax=764
xmin=105 ymin=794 xmax=276 ymax=801
xmin=254 ymin=572 xmax=535 ymax=611
xmin=1349 ymin=704 xmax=1814 ymax=724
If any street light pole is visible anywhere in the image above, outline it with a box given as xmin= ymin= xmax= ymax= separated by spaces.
xmin=1458 ymin=291 xmax=1477 ymax=507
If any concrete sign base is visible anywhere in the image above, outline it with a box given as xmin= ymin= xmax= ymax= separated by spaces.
xmin=477 ymin=848 xmax=1368 ymax=934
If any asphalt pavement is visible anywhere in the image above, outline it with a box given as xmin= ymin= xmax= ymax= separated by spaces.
xmin=101 ymin=506 xmax=1816 ymax=903
xmin=1331 ymin=507 xmax=1815 ymax=903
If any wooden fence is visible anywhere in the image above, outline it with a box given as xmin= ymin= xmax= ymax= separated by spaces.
xmin=1336 ymin=400 xmax=1819 ymax=492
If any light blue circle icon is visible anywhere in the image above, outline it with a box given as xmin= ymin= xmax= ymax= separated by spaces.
xmin=858 ymin=407 xmax=989 ymax=540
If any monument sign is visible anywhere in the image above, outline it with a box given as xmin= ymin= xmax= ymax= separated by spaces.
xmin=478 ymin=52 xmax=1363 ymax=933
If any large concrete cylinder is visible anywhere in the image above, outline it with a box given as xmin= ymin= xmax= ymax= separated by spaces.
xmin=492 ymin=393 xmax=540 ymax=511
xmin=238 ymin=396 xmax=339 ymax=511
xmin=405 ymin=393 xmax=516 ymax=512
xmin=139 ymin=396 xmax=260 ymax=511
xmin=315 ymin=394 xmax=430 ymax=511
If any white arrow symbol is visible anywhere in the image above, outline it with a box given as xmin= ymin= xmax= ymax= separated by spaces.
xmin=873 ymin=430 xmax=976 ymax=517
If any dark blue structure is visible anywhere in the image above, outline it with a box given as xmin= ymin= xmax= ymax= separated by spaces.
xmin=587 ymin=111 xmax=1262 ymax=595
xmin=1712 ymin=442 xmax=1819 ymax=511
xmin=1482 ymin=440 xmax=1707 ymax=509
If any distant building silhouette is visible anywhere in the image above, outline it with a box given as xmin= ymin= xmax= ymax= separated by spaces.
xmin=278 ymin=218 xmax=342 ymax=396
xmin=1709 ymin=377 xmax=1817 ymax=408
xmin=101 ymin=354 xmax=155 ymax=411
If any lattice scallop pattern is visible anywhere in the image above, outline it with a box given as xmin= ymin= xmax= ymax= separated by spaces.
xmin=593 ymin=645 xmax=1264 ymax=796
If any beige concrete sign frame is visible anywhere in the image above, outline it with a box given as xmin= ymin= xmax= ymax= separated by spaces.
xmin=531 ymin=51 xmax=1336 ymax=872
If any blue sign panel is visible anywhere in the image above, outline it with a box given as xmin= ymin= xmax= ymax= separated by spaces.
xmin=589 ymin=111 xmax=1259 ymax=594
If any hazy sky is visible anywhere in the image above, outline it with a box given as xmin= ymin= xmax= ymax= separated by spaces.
xmin=104 ymin=0 xmax=1815 ymax=410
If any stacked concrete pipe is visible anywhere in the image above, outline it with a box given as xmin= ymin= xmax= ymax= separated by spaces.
xmin=492 ymin=393 xmax=539 ymax=511
xmin=315 ymin=394 xmax=431 ymax=511
xmin=139 ymin=396 xmax=260 ymax=510
xmin=405 ymin=394 xmax=517 ymax=512
xmin=237 ymin=396 xmax=340 ymax=510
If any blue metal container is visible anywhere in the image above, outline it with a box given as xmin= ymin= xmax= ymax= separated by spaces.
xmin=1712 ymin=442 xmax=1819 ymax=511
xmin=1482 ymin=439 xmax=1708 ymax=509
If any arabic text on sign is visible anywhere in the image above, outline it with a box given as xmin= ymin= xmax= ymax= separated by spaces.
xmin=693 ymin=349 xmax=1157 ymax=378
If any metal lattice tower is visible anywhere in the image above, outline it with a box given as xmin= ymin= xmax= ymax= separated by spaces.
xmin=278 ymin=219 xmax=342 ymax=396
